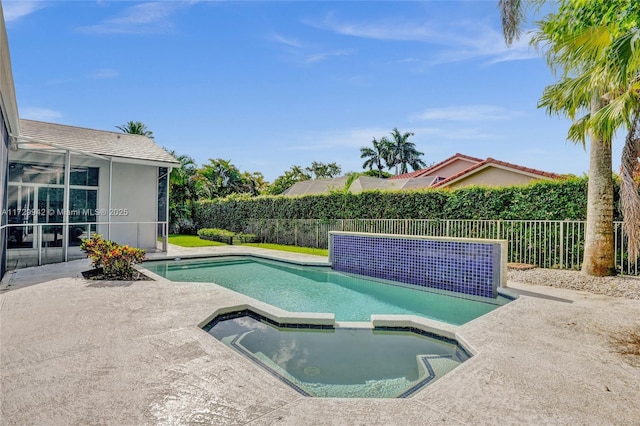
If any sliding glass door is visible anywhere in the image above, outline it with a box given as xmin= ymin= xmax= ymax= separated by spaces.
xmin=7 ymin=160 xmax=99 ymax=266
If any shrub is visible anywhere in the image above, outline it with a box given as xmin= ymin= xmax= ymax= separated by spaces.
xmin=80 ymin=234 xmax=146 ymax=280
xmin=194 ymin=177 xmax=600 ymax=231
xmin=170 ymin=218 xmax=197 ymax=235
xmin=197 ymin=228 xmax=258 ymax=244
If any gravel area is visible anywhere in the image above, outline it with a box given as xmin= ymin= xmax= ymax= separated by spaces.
xmin=508 ymin=268 xmax=640 ymax=300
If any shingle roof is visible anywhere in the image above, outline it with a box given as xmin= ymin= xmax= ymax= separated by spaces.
xmin=390 ymin=153 xmax=483 ymax=180
xmin=282 ymin=176 xmax=435 ymax=196
xmin=282 ymin=177 xmax=349 ymax=196
xmin=18 ymin=119 xmax=179 ymax=165
xmin=431 ymin=157 xmax=561 ymax=188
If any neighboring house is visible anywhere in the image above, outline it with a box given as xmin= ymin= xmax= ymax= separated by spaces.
xmin=0 ymin=4 xmax=179 ymax=276
xmin=392 ymin=153 xmax=560 ymax=189
xmin=283 ymin=153 xmax=560 ymax=197
xmin=391 ymin=153 xmax=483 ymax=183
xmin=282 ymin=176 xmax=349 ymax=196
xmin=349 ymin=176 xmax=435 ymax=192
xmin=282 ymin=175 xmax=434 ymax=196
xmin=431 ymin=157 xmax=561 ymax=189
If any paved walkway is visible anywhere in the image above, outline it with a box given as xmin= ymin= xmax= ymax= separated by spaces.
xmin=1 ymin=246 xmax=639 ymax=425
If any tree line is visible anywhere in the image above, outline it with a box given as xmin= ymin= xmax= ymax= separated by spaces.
xmin=118 ymin=122 xmax=429 ymax=233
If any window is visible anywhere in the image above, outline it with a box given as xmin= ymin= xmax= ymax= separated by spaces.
xmin=70 ymin=166 xmax=99 ymax=186
xmin=9 ymin=162 xmax=65 ymax=185
xmin=157 ymin=167 xmax=168 ymax=236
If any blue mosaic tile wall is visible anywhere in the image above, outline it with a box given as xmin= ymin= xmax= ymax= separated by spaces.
xmin=330 ymin=233 xmax=502 ymax=298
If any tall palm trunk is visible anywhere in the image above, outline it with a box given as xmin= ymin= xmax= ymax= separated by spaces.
xmin=582 ymin=95 xmax=615 ymax=276
xmin=620 ymin=111 xmax=640 ymax=260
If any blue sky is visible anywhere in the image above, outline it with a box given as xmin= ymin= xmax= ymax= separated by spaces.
xmin=3 ymin=0 xmax=623 ymax=182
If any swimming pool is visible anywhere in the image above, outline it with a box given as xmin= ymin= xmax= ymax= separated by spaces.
xmin=144 ymin=256 xmax=510 ymax=325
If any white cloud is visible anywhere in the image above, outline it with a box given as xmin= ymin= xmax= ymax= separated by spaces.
xmin=77 ymin=2 xmax=186 ymax=35
xmin=2 ymin=1 xmax=46 ymax=22
xmin=412 ymin=105 xmax=520 ymax=122
xmin=87 ymin=68 xmax=119 ymax=79
xmin=283 ymin=127 xmax=391 ymax=151
xmin=20 ymin=107 xmax=63 ymax=122
xmin=266 ymin=33 xmax=303 ymax=48
xmin=411 ymin=126 xmax=495 ymax=141
xmin=306 ymin=14 xmax=537 ymax=66
xmin=266 ymin=31 xmax=353 ymax=65
xmin=305 ymin=49 xmax=352 ymax=64
xmin=304 ymin=13 xmax=439 ymax=42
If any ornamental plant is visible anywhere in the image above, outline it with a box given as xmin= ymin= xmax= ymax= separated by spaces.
xmin=197 ymin=228 xmax=257 ymax=244
xmin=80 ymin=234 xmax=146 ymax=280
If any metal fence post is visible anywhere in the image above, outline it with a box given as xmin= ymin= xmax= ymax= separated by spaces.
xmin=559 ymin=221 xmax=565 ymax=269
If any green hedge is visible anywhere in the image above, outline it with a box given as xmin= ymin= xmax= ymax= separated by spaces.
xmin=197 ymin=228 xmax=258 ymax=244
xmin=195 ymin=177 xmax=622 ymax=231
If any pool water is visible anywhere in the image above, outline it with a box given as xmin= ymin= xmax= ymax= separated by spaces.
xmin=205 ymin=314 xmax=468 ymax=398
xmin=145 ymin=257 xmax=509 ymax=325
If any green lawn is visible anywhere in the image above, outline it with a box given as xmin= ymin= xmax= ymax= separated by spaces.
xmin=241 ymin=243 xmax=328 ymax=256
xmin=167 ymin=234 xmax=328 ymax=256
xmin=167 ymin=234 xmax=227 ymax=247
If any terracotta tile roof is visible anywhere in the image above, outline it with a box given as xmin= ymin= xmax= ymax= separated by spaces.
xmin=390 ymin=153 xmax=483 ymax=180
xmin=432 ymin=157 xmax=561 ymax=188
xmin=18 ymin=119 xmax=179 ymax=165
xmin=389 ymin=169 xmax=427 ymax=179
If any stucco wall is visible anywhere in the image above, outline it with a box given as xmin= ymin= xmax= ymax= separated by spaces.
xmin=109 ymin=162 xmax=159 ymax=249
xmin=424 ymin=159 xmax=478 ymax=179
xmin=444 ymin=167 xmax=547 ymax=189
xmin=0 ymin=6 xmax=19 ymax=137
xmin=0 ymin=4 xmax=18 ymax=278
xmin=1 ymin=109 xmax=8 ymax=278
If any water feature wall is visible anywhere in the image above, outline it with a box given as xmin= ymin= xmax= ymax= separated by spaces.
xmin=329 ymin=231 xmax=507 ymax=298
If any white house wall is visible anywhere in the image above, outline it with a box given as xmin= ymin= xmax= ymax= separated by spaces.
xmin=108 ymin=161 xmax=159 ymax=249
xmin=1 ymin=3 xmax=19 ymax=279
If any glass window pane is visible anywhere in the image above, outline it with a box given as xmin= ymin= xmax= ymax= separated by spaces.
xmin=7 ymin=185 xmax=35 ymax=249
xmin=88 ymin=167 xmax=99 ymax=186
xmin=69 ymin=189 xmax=97 ymax=223
xmin=70 ymin=166 xmax=99 ymax=187
xmin=9 ymin=162 xmax=65 ymax=185
xmin=69 ymin=223 xmax=96 ymax=247
xmin=37 ymin=187 xmax=64 ymax=224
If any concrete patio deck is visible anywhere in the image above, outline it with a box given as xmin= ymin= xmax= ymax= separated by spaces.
xmin=1 ymin=246 xmax=639 ymax=425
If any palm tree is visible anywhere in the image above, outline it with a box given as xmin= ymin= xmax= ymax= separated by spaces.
xmin=388 ymin=128 xmax=426 ymax=175
xmin=305 ymin=161 xmax=343 ymax=179
xmin=500 ymin=0 xmax=640 ymax=275
xmin=531 ymin=1 xmax=640 ymax=274
xmin=167 ymin=151 xmax=198 ymax=231
xmin=499 ymin=0 xmax=545 ymax=47
xmin=195 ymin=158 xmax=243 ymax=199
xmin=116 ymin=121 xmax=154 ymax=139
xmin=360 ymin=137 xmax=392 ymax=178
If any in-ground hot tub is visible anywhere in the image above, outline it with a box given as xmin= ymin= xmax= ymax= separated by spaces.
xmin=203 ymin=310 xmax=471 ymax=398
